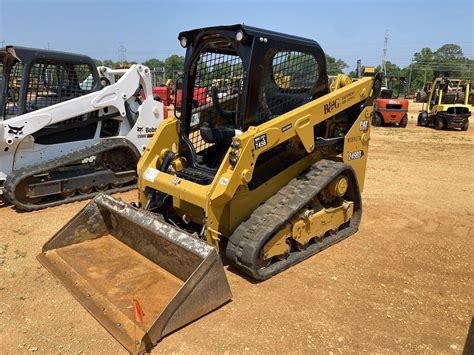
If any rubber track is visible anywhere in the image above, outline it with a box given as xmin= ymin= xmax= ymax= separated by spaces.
xmin=4 ymin=138 xmax=140 ymax=211
xmin=226 ymin=159 xmax=362 ymax=280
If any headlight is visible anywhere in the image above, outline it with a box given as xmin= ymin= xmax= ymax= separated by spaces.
xmin=235 ymin=30 xmax=245 ymax=42
xmin=180 ymin=37 xmax=189 ymax=48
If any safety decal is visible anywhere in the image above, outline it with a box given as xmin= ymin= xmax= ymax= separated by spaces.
xmin=191 ymin=113 xmax=200 ymax=127
xmin=143 ymin=167 xmax=160 ymax=182
xmin=281 ymin=123 xmax=292 ymax=132
xmin=348 ymin=150 xmax=364 ymax=160
xmin=254 ymin=133 xmax=267 ymax=150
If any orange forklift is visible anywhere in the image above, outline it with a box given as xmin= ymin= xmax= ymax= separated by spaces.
xmin=372 ymin=76 xmax=409 ymax=128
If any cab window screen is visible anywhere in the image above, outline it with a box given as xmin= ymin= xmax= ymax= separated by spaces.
xmin=256 ymin=51 xmax=319 ymax=123
xmin=188 ymin=50 xmax=243 ymax=153
xmin=25 ymin=62 xmax=95 ymax=113
xmin=4 ymin=62 xmax=23 ymax=118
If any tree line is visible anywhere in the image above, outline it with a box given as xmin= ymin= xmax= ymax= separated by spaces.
xmin=94 ymin=55 xmax=185 ymax=80
xmin=349 ymin=43 xmax=473 ymax=93
xmin=94 ymin=43 xmax=472 ymax=94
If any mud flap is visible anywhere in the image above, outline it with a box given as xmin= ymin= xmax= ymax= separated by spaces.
xmin=37 ymin=194 xmax=232 ymax=353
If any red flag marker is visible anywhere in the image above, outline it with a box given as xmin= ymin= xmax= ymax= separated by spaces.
xmin=132 ymin=299 xmax=144 ymax=323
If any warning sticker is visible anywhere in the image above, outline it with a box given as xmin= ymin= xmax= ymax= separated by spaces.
xmin=144 ymin=167 xmax=160 ymax=182
xmin=219 ymin=177 xmax=229 ymax=185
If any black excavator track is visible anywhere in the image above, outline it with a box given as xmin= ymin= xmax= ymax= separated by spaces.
xmin=4 ymin=138 xmax=141 ymax=211
xmin=226 ymin=159 xmax=362 ymax=280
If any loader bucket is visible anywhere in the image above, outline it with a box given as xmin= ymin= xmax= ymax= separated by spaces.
xmin=37 ymin=194 xmax=232 ymax=353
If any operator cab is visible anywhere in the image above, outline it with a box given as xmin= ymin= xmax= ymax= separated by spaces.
xmin=379 ymin=76 xmax=406 ymax=99
xmin=437 ymin=78 xmax=467 ymax=106
xmin=379 ymin=89 xmax=393 ymax=99
xmin=176 ymin=25 xmax=328 ymax=180
xmin=0 ymin=46 xmax=101 ymax=121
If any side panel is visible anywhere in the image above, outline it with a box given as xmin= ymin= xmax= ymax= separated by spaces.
xmin=343 ymin=107 xmax=372 ymax=191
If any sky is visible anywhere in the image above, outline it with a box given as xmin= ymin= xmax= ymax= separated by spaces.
xmin=0 ymin=0 xmax=473 ymax=71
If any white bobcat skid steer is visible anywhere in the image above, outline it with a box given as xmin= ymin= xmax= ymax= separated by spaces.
xmin=0 ymin=46 xmax=164 ymax=210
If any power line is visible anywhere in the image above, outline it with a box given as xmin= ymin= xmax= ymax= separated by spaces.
xmin=409 ymin=64 xmax=474 ymax=69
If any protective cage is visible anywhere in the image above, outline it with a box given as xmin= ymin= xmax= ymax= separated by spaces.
xmin=189 ymin=50 xmax=244 ymax=153
xmin=25 ymin=61 xmax=95 ymax=111
xmin=4 ymin=62 xmax=23 ymax=117
xmin=0 ymin=46 xmax=100 ymax=120
xmin=256 ymin=50 xmax=320 ymax=122
xmin=178 ymin=25 xmax=328 ymax=165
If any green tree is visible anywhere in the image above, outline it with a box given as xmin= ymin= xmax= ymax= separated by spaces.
xmin=143 ymin=58 xmax=165 ymax=70
xmin=325 ymin=54 xmax=348 ymax=75
xmin=376 ymin=61 xmax=408 ymax=96
xmin=164 ymin=55 xmax=185 ymax=79
xmin=407 ymin=44 xmax=473 ymax=92
xmin=408 ymin=48 xmax=435 ymax=91
xmin=433 ymin=44 xmax=471 ymax=79
xmin=434 ymin=44 xmax=464 ymax=61
xmin=102 ymin=59 xmax=116 ymax=68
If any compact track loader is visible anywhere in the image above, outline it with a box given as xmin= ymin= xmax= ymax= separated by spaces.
xmin=0 ymin=46 xmax=164 ymax=210
xmin=39 ymin=25 xmax=382 ymax=353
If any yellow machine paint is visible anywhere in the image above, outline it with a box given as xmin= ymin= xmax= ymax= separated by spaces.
xmin=138 ymin=76 xmax=375 ymax=249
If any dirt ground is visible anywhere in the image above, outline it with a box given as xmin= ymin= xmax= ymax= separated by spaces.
xmin=0 ymin=102 xmax=473 ymax=353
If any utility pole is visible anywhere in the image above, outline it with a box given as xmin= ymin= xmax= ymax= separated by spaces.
xmin=118 ymin=43 xmax=127 ymax=67
xmin=407 ymin=57 xmax=414 ymax=94
xmin=382 ymin=30 xmax=389 ymax=86
xmin=356 ymin=59 xmax=362 ymax=78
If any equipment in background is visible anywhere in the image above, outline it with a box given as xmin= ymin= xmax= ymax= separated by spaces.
xmin=361 ymin=66 xmax=376 ymax=77
xmin=417 ymin=77 xmax=471 ymax=131
xmin=152 ymin=85 xmax=172 ymax=106
xmin=372 ymin=76 xmax=409 ymax=128
xmin=38 ymin=25 xmax=382 ymax=353
xmin=0 ymin=45 xmax=164 ymax=210
xmin=415 ymin=82 xmax=431 ymax=103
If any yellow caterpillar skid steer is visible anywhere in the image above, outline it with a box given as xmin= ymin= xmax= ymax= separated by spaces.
xmin=38 ymin=25 xmax=382 ymax=353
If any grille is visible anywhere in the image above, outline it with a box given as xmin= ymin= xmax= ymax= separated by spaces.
xmin=25 ymin=62 xmax=95 ymax=113
xmin=386 ymin=104 xmax=402 ymax=110
xmin=256 ymin=51 xmax=319 ymax=123
xmin=189 ymin=51 xmax=243 ymax=153
xmin=447 ymin=106 xmax=469 ymax=115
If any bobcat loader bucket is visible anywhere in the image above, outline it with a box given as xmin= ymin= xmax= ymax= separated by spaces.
xmin=37 ymin=194 xmax=232 ymax=353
